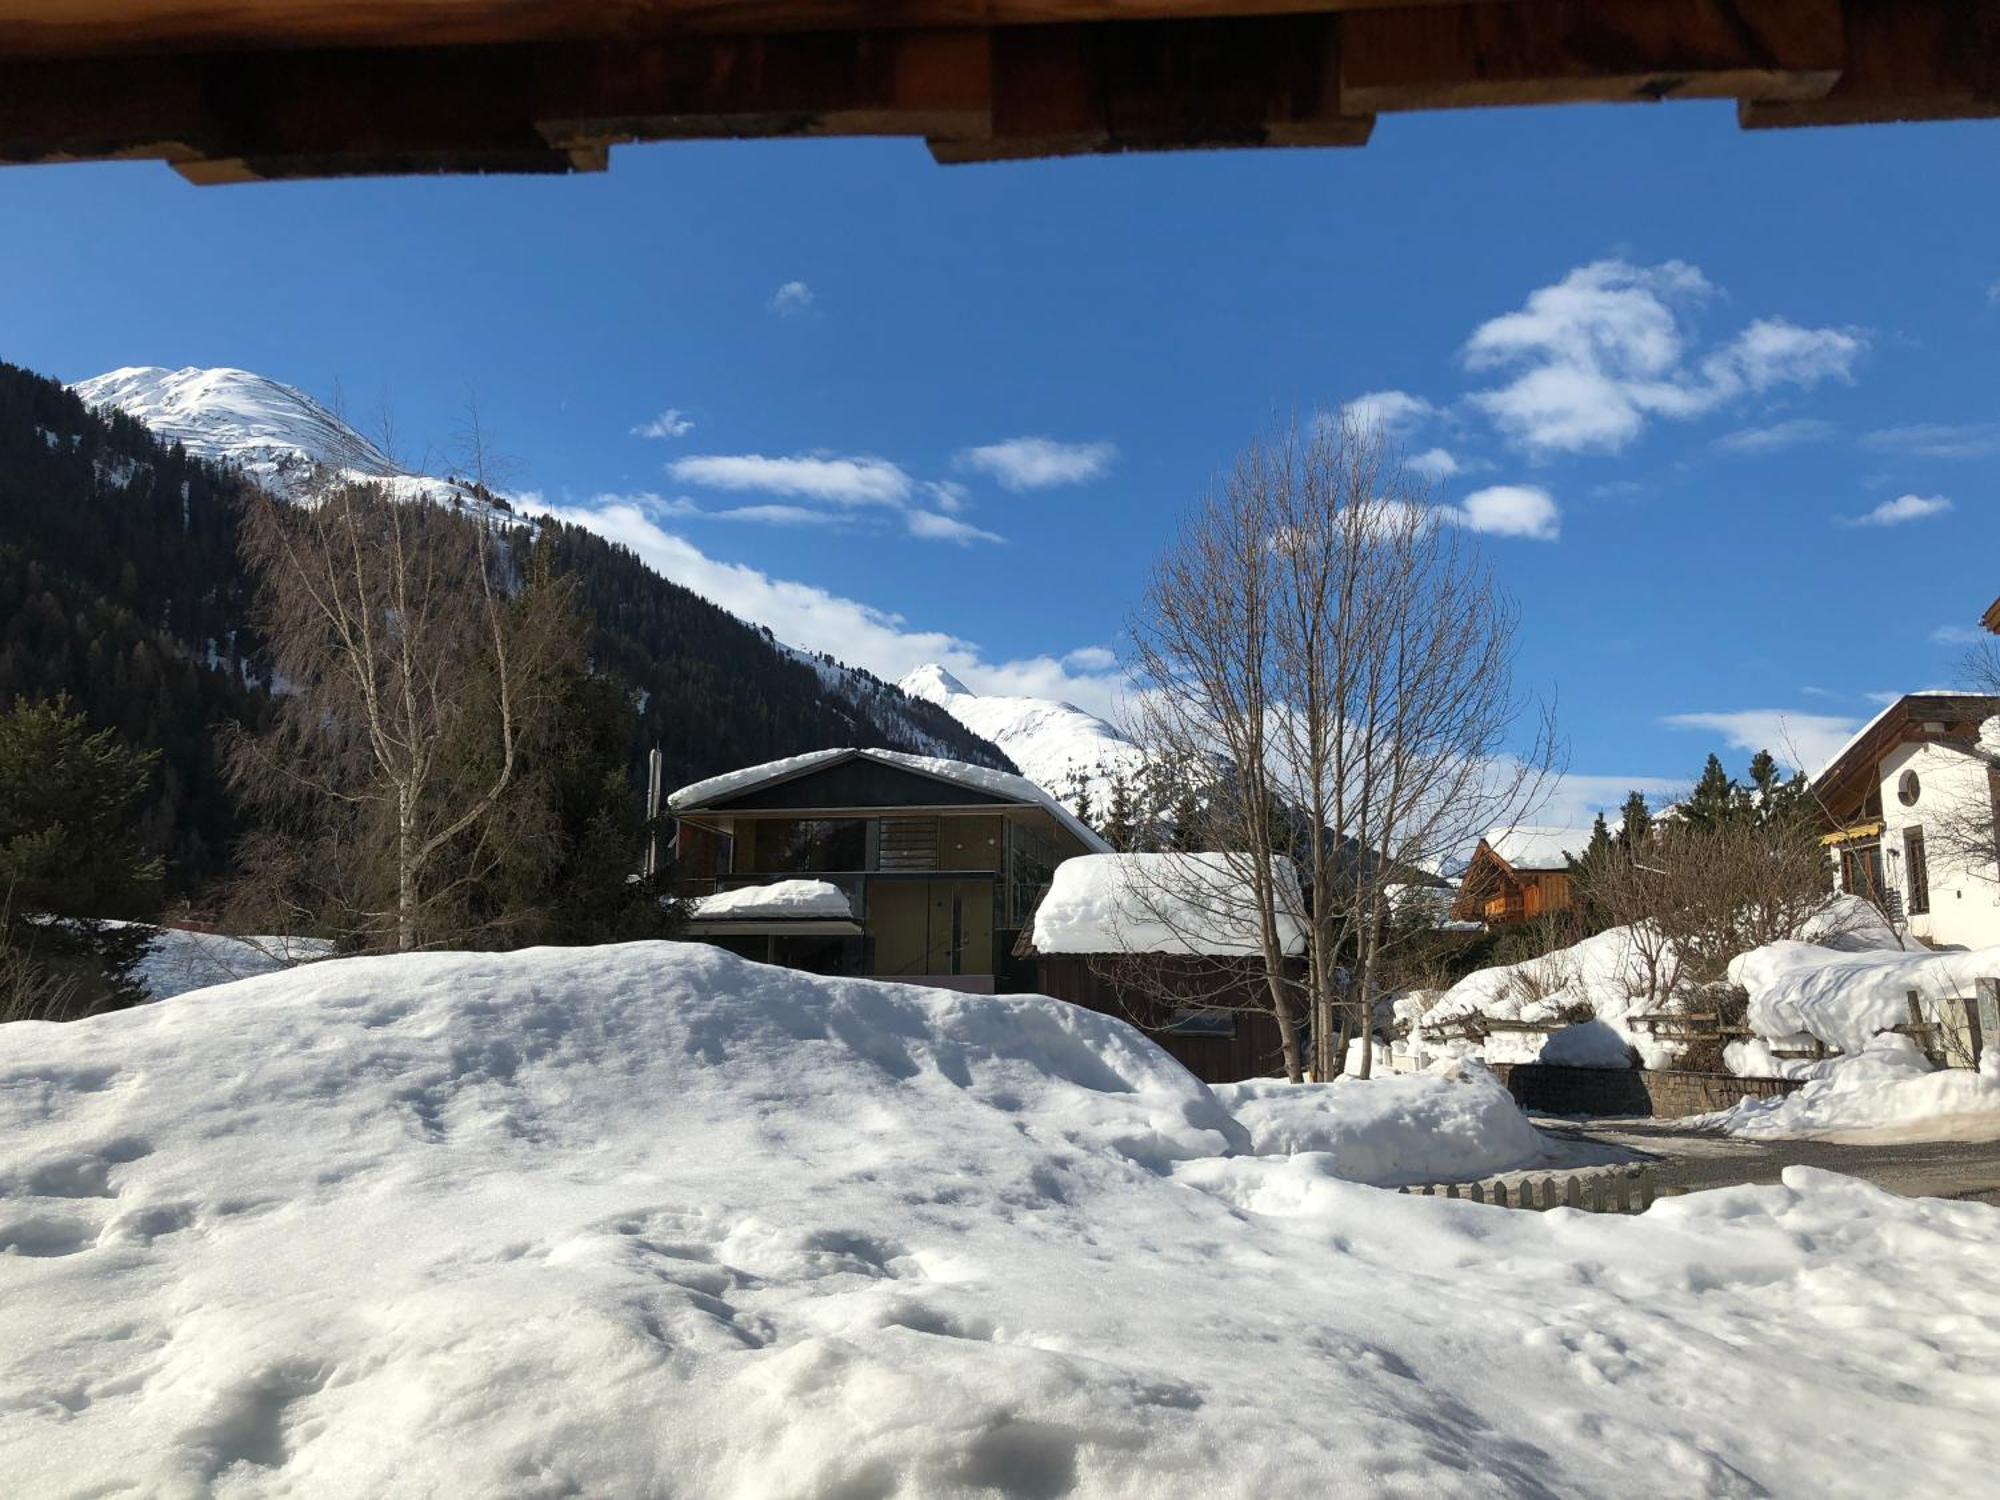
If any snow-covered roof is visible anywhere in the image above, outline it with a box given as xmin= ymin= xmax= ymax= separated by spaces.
xmin=1030 ymin=852 xmax=1306 ymax=957
xmin=670 ymin=748 xmax=1113 ymax=854
xmin=1481 ymin=825 xmax=1593 ymax=873
xmin=691 ymin=880 xmax=854 ymax=922
xmin=1810 ymin=691 xmax=1998 ymax=784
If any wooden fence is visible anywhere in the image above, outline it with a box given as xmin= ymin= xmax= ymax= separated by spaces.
xmin=1399 ymin=1164 xmax=1657 ymax=1214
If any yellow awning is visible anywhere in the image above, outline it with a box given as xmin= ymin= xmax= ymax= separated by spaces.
xmin=1822 ymin=821 xmax=1883 ymax=847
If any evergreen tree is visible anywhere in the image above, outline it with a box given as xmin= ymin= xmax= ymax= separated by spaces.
xmin=0 ymin=696 xmax=163 ymax=1015
xmin=1614 ymin=789 xmax=1653 ymax=851
xmin=1102 ymin=770 xmax=1139 ymax=852
xmin=1680 ymin=754 xmax=1746 ymax=830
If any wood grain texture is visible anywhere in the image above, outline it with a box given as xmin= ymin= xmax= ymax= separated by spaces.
xmin=1343 ymin=0 xmax=1844 ymax=111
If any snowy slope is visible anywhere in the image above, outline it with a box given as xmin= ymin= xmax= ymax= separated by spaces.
xmin=4 ymin=943 xmax=1999 ymax=1497
xmin=899 ymin=663 xmax=1146 ymax=810
xmin=71 ymin=367 xmax=412 ymax=501
xmin=72 ymin=365 xmax=1011 ymax=769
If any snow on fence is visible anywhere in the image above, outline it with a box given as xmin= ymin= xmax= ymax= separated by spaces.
xmin=1399 ymin=1164 xmax=1658 ymax=1214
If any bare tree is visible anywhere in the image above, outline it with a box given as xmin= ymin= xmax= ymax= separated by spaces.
xmin=1126 ymin=443 xmax=1313 ymax=1079
xmin=1923 ymin=644 xmax=2000 ymax=883
xmin=1126 ymin=416 xmax=1556 ymax=1082
xmin=230 ymin=482 xmax=579 ymax=952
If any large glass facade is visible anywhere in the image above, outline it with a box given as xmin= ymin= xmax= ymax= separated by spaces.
xmin=747 ymin=818 xmax=869 ymax=874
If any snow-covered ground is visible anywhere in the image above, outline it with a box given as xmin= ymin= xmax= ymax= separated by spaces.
xmin=4 ymin=943 xmax=1998 ymax=1496
xmin=1213 ymin=1060 xmax=1551 ymax=1185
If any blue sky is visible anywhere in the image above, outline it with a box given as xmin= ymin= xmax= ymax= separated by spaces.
xmin=1 ymin=101 xmax=1994 ymax=820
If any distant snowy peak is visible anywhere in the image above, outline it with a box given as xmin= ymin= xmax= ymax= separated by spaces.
xmin=897 ymin=663 xmax=1147 ymax=810
xmin=70 ymin=365 xmax=490 ymax=515
xmin=72 ymin=366 xmax=400 ymax=497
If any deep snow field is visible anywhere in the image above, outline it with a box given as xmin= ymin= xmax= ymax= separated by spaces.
xmin=4 ymin=943 xmax=1999 ymax=1498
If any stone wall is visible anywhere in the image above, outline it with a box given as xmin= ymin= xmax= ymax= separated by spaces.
xmin=1489 ymin=1063 xmax=1803 ymax=1119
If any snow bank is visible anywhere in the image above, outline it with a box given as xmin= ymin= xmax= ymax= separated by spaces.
xmin=1418 ymin=897 xmax=1911 ymax=1072
xmin=692 ymin=879 xmax=853 ymax=921
xmin=1417 ymin=923 xmax=1675 ymax=1068
xmin=130 ymin=926 xmax=332 ymax=1002
xmin=1709 ymin=1037 xmax=2000 ymax=1142
xmin=1031 ymin=852 xmax=1306 ymax=957
xmin=1729 ymin=938 xmax=2000 ymax=1058
xmin=1213 ymin=1060 xmax=1549 ymax=1185
xmin=6 ymin=943 xmax=2000 ymax=1497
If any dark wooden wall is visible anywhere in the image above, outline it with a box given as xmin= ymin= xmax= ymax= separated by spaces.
xmin=1032 ymin=955 xmax=1289 ymax=1084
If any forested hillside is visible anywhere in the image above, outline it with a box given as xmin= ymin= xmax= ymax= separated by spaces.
xmin=0 ymin=359 xmax=1010 ymax=902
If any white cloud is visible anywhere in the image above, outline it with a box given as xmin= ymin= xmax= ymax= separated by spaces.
xmin=1861 ymin=422 xmax=2000 ymax=460
xmin=1462 ymin=260 xmax=1862 ymax=455
xmin=768 ymin=280 xmax=815 ymax=316
xmin=1340 ymin=390 xmax=1437 ymax=435
xmin=518 ymin=495 xmax=1127 ymax=720
xmin=956 ymin=437 xmax=1118 ymax=491
xmin=1933 ymin=625 xmax=1985 ymax=646
xmin=906 ymin=510 xmax=1005 ymax=546
xmin=924 ymin=479 xmax=972 ymax=514
xmin=1661 ymin=709 xmax=1862 ymax=774
xmin=1063 ymin=645 xmax=1118 ymax=672
xmin=1714 ymin=417 xmax=1836 ymax=454
xmin=1536 ymin=772 xmax=1687 ymax=830
xmin=668 ymin=453 xmax=912 ymax=507
xmin=1449 ymin=484 xmax=1560 ymax=541
xmin=1840 ymin=493 xmax=1952 ymax=528
xmin=632 ymin=408 xmax=694 ymax=440
xmin=1406 ymin=446 xmax=1462 ymax=480
xmin=709 ymin=504 xmax=845 ymax=527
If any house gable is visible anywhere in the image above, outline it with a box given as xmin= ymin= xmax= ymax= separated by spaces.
xmin=700 ymin=755 xmax=1026 ymax=814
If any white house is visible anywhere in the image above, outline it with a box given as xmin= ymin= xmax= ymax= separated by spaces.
xmin=1813 ymin=692 xmax=2000 ymax=950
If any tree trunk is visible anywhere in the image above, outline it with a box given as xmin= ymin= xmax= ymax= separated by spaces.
xmin=397 ymin=785 xmax=417 ymax=953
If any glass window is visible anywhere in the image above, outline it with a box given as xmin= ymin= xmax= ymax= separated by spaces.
xmin=1904 ymin=827 xmax=1930 ymax=916
xmin=751 ymin=818 xmax=869 ymax=873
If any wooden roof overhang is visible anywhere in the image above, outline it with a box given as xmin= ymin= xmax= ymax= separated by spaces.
xmin=1809 ymin=692 xmax=2000 ymax=825
xmin=1 ymin=2 xmax=1994 ymax=183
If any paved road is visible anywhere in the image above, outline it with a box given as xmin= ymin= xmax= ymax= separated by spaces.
xmin=1534 ymin=1116 xmax=2000 ymax=1205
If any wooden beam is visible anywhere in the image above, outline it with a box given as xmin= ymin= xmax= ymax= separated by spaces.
xmin=931 ymin=16 xmax=1371 ymax=162
xmin=0 ymin=31 xmax=993 ymax=179
xmin=1341 ymin=0 xmax=1845 ymax=112
xmin=1740 ymin=0 xmax=2000 ymax=129
xmin=0 ymin=2 xmax=1462 ymax=61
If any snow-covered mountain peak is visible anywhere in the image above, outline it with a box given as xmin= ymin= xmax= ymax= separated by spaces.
xmin=898 ymin=662 xmax=972 ymax=701
xmin=897 ymin=664 xmax=1146 ymax=812
xmin=72 ymin=365 xmax=403 ymax=498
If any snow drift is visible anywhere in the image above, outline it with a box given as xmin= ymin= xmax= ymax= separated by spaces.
xmin=1708 ymin=1036 xmax=2000 ymax=1142
xmin=1728 ymin=937 xmax=1999 ymax=1058
xmin=1213 ymin=1060 xmax=1549 ymax=1185
xmin=5 ymin=943 xmax=2000 ymax=1497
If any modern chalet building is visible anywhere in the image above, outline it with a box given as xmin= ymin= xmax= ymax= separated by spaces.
xmin=1016 ymin=852 xmax=1305 ymax=1083
xmin=1450 ymin=826 xmax=1592 ymax=929
xmin=1811 ymin=692 xmax=2000 ymax=950
xmin=668 ymin=748 xmax=1110 ymax=993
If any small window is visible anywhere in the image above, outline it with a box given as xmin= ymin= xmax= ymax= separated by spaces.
xmin=1898 ymin=770 xmax=1921 ymax=807
xmin=1904 ymin=826 xmax=1930 ymax=916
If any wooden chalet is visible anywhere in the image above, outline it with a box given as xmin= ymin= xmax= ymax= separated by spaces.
xmin=1450 ymin=826 xmax=1588 ymax=928
xmin=669 ymin=748 xmax=1109 ymax=994
xmin=2 ymin=3 xmax=1997 ymax=183
xmin=1811 ymin=691 xmax=2000 ymax=947
xmin=1016 ymin=851 xmax=1305 ymax=1083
